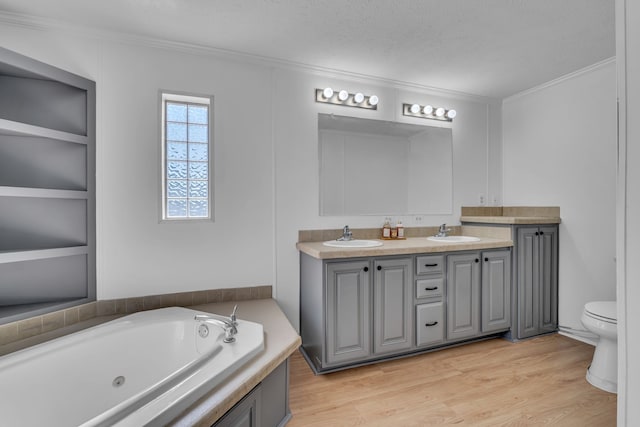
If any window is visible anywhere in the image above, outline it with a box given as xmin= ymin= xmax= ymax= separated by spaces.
xmin=161 ymin=93 xmax=212 ymax=220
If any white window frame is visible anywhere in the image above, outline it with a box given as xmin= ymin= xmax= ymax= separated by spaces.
xmin=160 ymin=92 xmax=214 ymax=221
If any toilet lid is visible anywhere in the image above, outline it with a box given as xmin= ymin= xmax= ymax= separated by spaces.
xmin=585 ymin=301 xmax=617 ymax=323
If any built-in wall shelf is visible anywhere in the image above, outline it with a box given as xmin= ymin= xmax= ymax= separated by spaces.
xmin=0 ymin=46 xmax=95 ymax=324
xmin=0 ymin=118 xmax=88 ymax=145
xmin=0 ymin=186 xmax=88 ymax=199
xmin=0 ymin=246 xmax=88 ymax=264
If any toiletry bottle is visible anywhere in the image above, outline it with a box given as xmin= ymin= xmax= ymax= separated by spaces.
xmin=382 ymin=218 xmax=391 ymax=238
xmin=391 ymin=222 xmax=398 ymax=239
xmin=397 ymin=221 xmax=404 ymax=238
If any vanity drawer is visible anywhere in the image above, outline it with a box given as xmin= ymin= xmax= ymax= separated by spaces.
xmin=416 ymin=302 xmax=444 ymax=346
xmin=416 ymin=255 xmax=444 ymax=275
xmin=416 ymin=278 xmax=443 ymax=299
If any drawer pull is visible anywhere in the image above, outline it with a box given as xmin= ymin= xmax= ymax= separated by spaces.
xmin=424 ymin=263 xmax=438 ymax=267
xmin=425 ymin=321 xmax=439 ymax=327
xmin=425 ymin=286 xmax=438 ymax=291
xmin=363 ymin=267 xmax=369 ymax=272
xmin=377 ymin=265 xmax=382 ymax=271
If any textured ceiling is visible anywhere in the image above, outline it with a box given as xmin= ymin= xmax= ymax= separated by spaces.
xmin=0 ymin=0 xmax=615 ymax=98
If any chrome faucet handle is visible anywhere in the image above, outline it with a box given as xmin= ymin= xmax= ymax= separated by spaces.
xmin=230 ymin=304 xmax=238 ymax=325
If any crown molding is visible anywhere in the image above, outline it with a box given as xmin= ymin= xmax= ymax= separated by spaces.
xmin=0 ymin=10 xmax=500 ymax=104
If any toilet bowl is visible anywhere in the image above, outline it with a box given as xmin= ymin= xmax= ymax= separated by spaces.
xmin=581 ymin=301 xmax=617 ymax=393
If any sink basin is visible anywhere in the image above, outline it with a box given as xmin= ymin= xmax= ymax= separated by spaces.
xmin=427 ymin=236 xmax=481 ymax=243
xmin=323 ymin=239 xmax=384 ymax=248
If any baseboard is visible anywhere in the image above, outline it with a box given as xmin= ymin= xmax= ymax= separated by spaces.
xmin=559 ymin=330 xmax=597 ymax=346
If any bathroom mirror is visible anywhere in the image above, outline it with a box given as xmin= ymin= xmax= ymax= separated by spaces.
xmin=319 ymin=114 xmax=453 ymax=215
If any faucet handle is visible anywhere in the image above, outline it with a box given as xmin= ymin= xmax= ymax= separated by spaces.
xmin=230 ymin=304 xmax=238 ymax=325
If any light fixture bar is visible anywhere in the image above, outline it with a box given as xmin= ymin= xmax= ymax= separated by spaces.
xmin=402 ymin=103 xmax=456 ymax=121
xmin=315 ymin=88 xmax=378 ymax=110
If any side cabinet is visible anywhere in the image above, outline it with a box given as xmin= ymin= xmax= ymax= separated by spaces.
xmin=515 ymin=226 xmax=558 ymax=339
xmin=447 ymin=253 xmax=481 ymax=340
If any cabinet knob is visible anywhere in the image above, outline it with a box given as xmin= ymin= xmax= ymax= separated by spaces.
xmin=363 ymin=267 xmax=369 ymax=272
xmin=475 ymin=258 xmax=479 ymax=263
xmin=425 ymin=321 xmax=438 ymax=327
xmin=540 ymin=231 xmax=544 ymax=235
xmin=425 ymin=286 xmax=438 ymax=291
xmin=377 ymin=265 xmax=382 ymax=271
xmin=535 ymin=231 xmax=539 ymax=236
xmin=484 ymin=257 xmax=489 ymax=262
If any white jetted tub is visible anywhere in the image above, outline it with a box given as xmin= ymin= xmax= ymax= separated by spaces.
xmin=0 ymin=306 xmax=264 ymax=426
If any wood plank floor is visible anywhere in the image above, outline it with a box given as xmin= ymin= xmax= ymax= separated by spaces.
xmin=288 ymin=334 xmax=616 ymax=426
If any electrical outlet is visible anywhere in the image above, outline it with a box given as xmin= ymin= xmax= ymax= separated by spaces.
xmin=415 ymin=216 xmax=423 ymax=224
xmin=479 ymin=194 xmax=485 ymax=206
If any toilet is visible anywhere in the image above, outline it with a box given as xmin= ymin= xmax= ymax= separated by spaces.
xmin=581 ymin=301 xmax=617 ymax=393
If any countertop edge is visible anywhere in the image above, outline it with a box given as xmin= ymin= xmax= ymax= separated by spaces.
xmin=297 ymin=238 xmax=514 ymax=260
xmin=169 ymin=299 xmax=301 ymax=427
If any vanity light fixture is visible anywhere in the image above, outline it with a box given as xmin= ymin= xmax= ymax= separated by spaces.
xmin=402 ymin=103 xmax=456 ymax=122
xmin=315 ymin=88 xmax=378 ymax=110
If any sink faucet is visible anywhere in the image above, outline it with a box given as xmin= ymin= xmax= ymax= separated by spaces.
xmin=435 ymin=223 xmax=451 ymax=237
xmin=195 ymin=305 xmax=238 ymax=343
xmin=337 ymin=225 xmax=353 ymax=241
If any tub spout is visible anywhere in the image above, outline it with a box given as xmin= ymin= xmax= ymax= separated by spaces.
xmin=195 ymin=307 xmax=238 ymax=343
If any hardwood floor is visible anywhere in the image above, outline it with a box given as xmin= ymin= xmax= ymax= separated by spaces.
xmin=288 ymin=334 xmax=616 ymax=426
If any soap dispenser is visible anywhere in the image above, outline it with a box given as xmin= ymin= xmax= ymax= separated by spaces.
xmin=397 ymin=221 xmax=404 ymax=238
xmin=382 ymin=218 xmax=391 ymax=239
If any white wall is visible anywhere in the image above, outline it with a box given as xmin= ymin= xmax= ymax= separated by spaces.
xmin=617 ymin=0 xmax=640 ymax=424
xmin=502 ymin=61 xmax=617 ymax=334
xmin=0 ymin=18 xmax=503 ymax=329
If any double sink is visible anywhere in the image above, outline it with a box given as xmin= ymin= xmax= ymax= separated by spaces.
xmin=323 ymin=235 xmax=480 ymax=248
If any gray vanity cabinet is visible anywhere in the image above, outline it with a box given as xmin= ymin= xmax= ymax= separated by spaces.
xmin=325 ymin=260 xmax=372 ymax=365
xmin=447 ymin=250 xmax=512 ymax=341
xmin=446 ymin=253 xmax=481 ymax=340
xmin=515 ymin=226 xmax=558 ymax=339
xmin=299 ymin=254 xmax=413 ymax=372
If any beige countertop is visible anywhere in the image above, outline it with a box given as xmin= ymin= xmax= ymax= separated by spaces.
xmin=169 ymin=299 xmax=301 ymax=426
xmin=297 ymin=234 xmax=513 ymax=260
xmin=460 ymin=215 xmax=561 ymax=224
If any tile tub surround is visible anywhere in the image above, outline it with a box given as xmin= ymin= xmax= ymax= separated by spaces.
xmin=0 ymin=285 xmax=272 ymax=349
xmin=461 ymin=206 xmax=561 ymax=224
xmin=297 ymin=226 xmax=513 ymax=260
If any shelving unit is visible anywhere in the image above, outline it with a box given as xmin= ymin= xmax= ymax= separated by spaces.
xmin=0 ymin=47 xmax=95 ymax=324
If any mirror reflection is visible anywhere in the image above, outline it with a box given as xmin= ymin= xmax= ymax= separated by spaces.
xmin=319 ymin=114 xmax=453 ymax=216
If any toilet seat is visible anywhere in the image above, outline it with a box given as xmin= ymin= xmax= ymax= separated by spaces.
xmin=584 ymin=301 xmax=617 ymax=324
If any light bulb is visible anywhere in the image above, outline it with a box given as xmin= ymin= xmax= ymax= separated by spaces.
xmin=338 ymin=90 xmax=349 ymax=101
xmin=322 ymin=87 xmax=334 ymax=99
xmin=368 ymin=95 xmax=379 ymax=106
xmin=410 ymin=104 xmax=420 ymax=114
xmin=435 ymin=107 xmax=445 ymax=117
xmin=353 ymin=92 xmax=365 ymax=103
xmin=446 ymin=109 xmax=457 ymax=119
xmin=423 ymin=105 xmax=433 ymax=115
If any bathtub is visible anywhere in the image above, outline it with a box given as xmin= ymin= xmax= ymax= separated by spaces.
xmin=0 ymin=306 xmax=264 ymax=426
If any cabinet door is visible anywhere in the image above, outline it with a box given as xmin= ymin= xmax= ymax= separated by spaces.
xmin=539 ymin=227 xmax=558 ymax=333
xmin=214 ymin=384 xmax=262 ymax=427
xmin=416 ymin=302 xmax=444 ymax=346
xmin=326 ymin=260 xmax=371 ymax=365
xmin=373 ymin=258 xmax=412 ymax=355
xmin=447 ymin=253 xmax=480 ymax=340
xmin=516 ymin=227 xmax=540 ymax=339
xmin=481 ymin=250 xmax=511 ymax=333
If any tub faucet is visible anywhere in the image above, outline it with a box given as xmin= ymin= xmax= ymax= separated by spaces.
xmin=436 ymin=223 xmax=451 ymax=237
xmin=195 ymin=305 xmax=238 ymax=343
xmin=337 ymin=225 xmax=353 ymax=241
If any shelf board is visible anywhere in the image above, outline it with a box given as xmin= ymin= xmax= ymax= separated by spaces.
xmin=0 ymin=186 xmax=87 ymax=199
xmin=0 ymin=246 xmax=88 ymax=264
xmin=0 ymin=118 xmax=87 ymax=145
